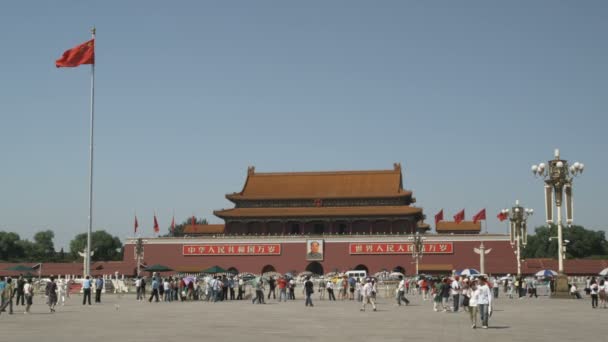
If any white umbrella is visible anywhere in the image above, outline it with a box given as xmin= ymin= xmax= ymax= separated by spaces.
xmin=599 ymin=268 xmax=608 ymax=276
xmin=535 ymin=269 xmax=558 ymax=277
xmin=458 ymin=268 xmax=480 ymax=276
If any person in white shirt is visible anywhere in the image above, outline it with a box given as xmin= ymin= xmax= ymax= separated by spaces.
xmin=326 ymin=280 xmax=336 ymax=301
xmin=589 ymin=278 xmax=599 ymax=308
xmin=476 ymin=276 xmax=493 ymax=329
xmin=598 ymin=280 xmax=607 ymax=308
xmin=23 ymin=279 xmax=33 ymax=314
xmin=135 ymin=277 xmax=142 ymax=301
xmin=396 ymin=276 xmax=410 ymax=306
xmin=57 ymin=278 xmax=67 ymax=306
xmin=465 ymin=280 xmax=479 ymax=328
xmin=451 ymin=277 xmax=461 ymax=312
xmin=360 ymin=278 xmax=376 ymax=312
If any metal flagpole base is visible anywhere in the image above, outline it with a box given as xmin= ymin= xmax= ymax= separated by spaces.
xmin=552 ymin=274 xmax=570 ymax=299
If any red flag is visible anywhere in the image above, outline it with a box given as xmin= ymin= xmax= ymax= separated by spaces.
xmin=171 ymin=216 xmax=175 ymax=233
xmin=473 ymin=209 xmax=486 ymax=224
xmin=453 ymin=209 xmax=465 ymax=224
xmin=497 ymin=212 xmax=508 ymax=222
xmin=153 ymin=215 xmax=159 ymax=233
xmin=191 ymin=216 xmax=196 ymax=225
xmin=134 ymin=215 xmax=139 ymax=234
xmin=56 ymin=39 xmax=95 ymax=68
xmin=434 ymin=209 xmax=444 ymax=225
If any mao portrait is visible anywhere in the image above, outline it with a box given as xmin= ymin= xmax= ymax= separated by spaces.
xmin=306 ymin=239 xmax=324 ymax=261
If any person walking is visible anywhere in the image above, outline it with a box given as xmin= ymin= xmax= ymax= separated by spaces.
xmin=289 ymin=278 xmax=296 ymax=300
xmin=589 ymin=278 xmax=599 ymax=309
xmin=57 ymin=277 xmax=68 ymax=306
xmin=82 ymin=276 xmax=92 ymax=305
xmin=476 ymin=276 xmax=493 ymax=329
xmin=149 ymin=277 xmax=160 ymax=302
xmin=304 ymin=276 xmax=314 ymax=307
xmin=466 ymin=280 xmax=479 ymax=328
xmin=440 ymin=278 xmax=451 ymax=312
xmin=135 ymin=277 xmax=142 ymax=301
xmin=327 ymin=280 xmax=336 ymax=301
xmin=360 ymin=278 xmax=376 ymax=312
xmin=252 ymin=278 xmax=265 ymax=304
xmin=267 ymin=276 xmax=276 ymax=300
xmin=0 ymin=277 xmax=14 ymax=315
xmin=318 ymin=278 xmax=325 ymax=300
xmin=396 ymin=276 xmax=410 ymax=306
xmin=15 ymin=275 xmax=25 ymax=306
xmin=237 ymin=277 xmax=244 ymax=300
xmin=229 ymin=277 xmax=235 ymax=300
xmin=95 ymin=276 xmax=104 ymax=303
xmin=45 ymin=277 xmax=58 ymax=313
xmin=451 ymin=276 xmax=461 ymax=312
xmin=23 ymin=278 xmax=33 ymax=314
xmin=278 ymin=276 xmax=288 ymax=302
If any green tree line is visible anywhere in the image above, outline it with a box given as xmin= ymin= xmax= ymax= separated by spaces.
xmin=0 ymin=229 xmax=123 ymax=262
xmin=522 ymin=224 xmax=608 ymax=259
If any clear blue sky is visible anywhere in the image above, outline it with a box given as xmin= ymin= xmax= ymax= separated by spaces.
xmin=1 ymin=1 xmax=606 ymax=250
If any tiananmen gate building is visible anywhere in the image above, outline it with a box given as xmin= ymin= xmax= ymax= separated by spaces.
xmin=123 ymin=164 xmax=517 ymax=276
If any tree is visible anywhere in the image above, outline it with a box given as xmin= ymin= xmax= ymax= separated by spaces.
xmin=0 ymin=231 xmax=25 ymax=261
xmin=163 ymin=217 xmax=208 ymax=237
xmin=69 ymin=230 xmax=123 ymax=261
xmin=522 ymin=224 xmax=608 ymax=259
xmin=31 ymin=230 xmax=55 ymax=260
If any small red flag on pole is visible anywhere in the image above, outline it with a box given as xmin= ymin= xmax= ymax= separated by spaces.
xmin=497 ymin=212 xmax=508 ymax=222
xmin=434 ymin=209 xmax=444 ymax=226
xmin=473 ymin=209 xmax=486 ymax=224
xmin=153 ymin=214 xmax=159 ymax=233
xmin=134 ymin=215 xmax=139 ymax=234
xmin=55 ymin=39 xmax=95 ymax=68
xmin=453 ymin=209 xmax=465 ymax=224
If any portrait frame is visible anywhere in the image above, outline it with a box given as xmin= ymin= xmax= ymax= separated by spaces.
xmin=306 ymin=239 xmax=324 ymax=261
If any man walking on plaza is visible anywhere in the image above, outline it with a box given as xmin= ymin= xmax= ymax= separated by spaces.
xmin=451 ymin=276 xmax=461 ymax=312
xmin=135 ymin=277 xmax=143 ymax=301
xmin=82 ymin=276 xmax=92 ymax=305
xmin=15 ymin=275 xmax=25 ymax=306
xmin=149 ymin=277 xmax=160 ymax=302
xmin=95 ymin=276 xmax=104 ymax=303
xmin=237 ymin=276 xmax=244 ymax=300
xmin=476 ymin=276 xmax=493 ymax=329
xmin=304 ymin=276 xmax=314 ymax=307
xmin=360 ymin=278 xmax=376 ymax=312
xmin=267 ymin=276 xmax=276 ymax=300
xmin=396 ymin=276 xmax=410 ymax=306
xmin=327 ymin=279 xmax=336 ymax=301
xmin=0 ymin=277 xmax=14 ymax=315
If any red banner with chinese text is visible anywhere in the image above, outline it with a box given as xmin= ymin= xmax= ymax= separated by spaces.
xmin=349 ymin=242 xmax=453 ymax=255
xmin=183 ymin=244 xmax=281 ymax=256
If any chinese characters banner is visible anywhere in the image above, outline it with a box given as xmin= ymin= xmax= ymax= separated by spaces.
xmin=349 ymin=242 xmax=453 ymax=255
xmin=183 ymin=244 xmax=281 ymax=256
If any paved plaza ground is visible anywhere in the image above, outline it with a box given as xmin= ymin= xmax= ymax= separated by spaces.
xmin=1 ymin=292 xmax=604 ymax=342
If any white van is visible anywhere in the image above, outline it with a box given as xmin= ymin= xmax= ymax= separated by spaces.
xmin=345 ymin=270 xmax=367 ymax=280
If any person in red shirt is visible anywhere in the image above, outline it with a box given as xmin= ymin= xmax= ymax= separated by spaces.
xmin=277 ymin=277 xmax=287 ymax=302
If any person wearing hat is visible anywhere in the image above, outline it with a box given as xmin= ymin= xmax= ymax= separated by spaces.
xmin=360 ymin=278 xmax=376 ymax=312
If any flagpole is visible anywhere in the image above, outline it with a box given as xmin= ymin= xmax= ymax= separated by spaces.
xmin=85 ymin=27 xmax=96 ymax=277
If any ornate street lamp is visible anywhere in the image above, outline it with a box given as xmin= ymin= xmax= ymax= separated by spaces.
xmin=409 ymin=232 xmax=425 ymax=275
xmin=531 ymin=149 xmax=584 ymax=274
xmin=501 ymin=200 xmax=533 ymax=278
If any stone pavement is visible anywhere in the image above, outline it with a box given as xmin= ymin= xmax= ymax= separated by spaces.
xmin=0 ymin=293 xmax=603 ymax=342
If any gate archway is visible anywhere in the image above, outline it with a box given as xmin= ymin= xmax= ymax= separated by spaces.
xmin=261 ymin=265 xmax=276 ymax=274
xmin=305 ymin=261 xmax=324 ymax=275
xmin=353 ymin=264 xmax=369 ymax=273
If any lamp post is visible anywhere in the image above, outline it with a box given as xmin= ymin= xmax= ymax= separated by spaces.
xmin=531 ymin=149 xmax=584 ymax=273
xmin=532 ymin=149 xmax=583 ymax=298
xmin=501 ymin=200 xmax=533 ymax=278
xmin=409 ymin=232 xmax=425 ymax=275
